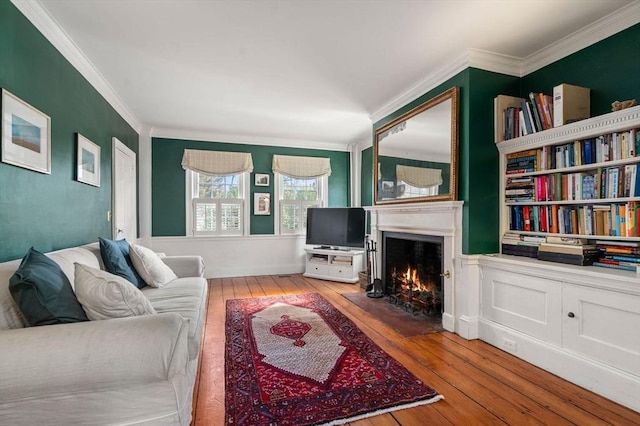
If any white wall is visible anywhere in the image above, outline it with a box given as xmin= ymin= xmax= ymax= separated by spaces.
xmin=150 ymin=235 xmax=308 ymax=279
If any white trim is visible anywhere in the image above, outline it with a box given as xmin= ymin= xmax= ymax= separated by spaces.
xmin=370 ymin=2 xmax=639 ymax=124
xmin=11 ymin=0 xmax=142 ymax=133
xmin=522 ymin=1 xmax=640 ymax=75
xmin=152 ymin=127 xmax=352 ymax=152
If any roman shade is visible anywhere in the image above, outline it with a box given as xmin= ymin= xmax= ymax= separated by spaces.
xmin=181 ymin=149 xmax=253 ymax=176
xmin=272 ymin=155 xmax=331 ymax=179
xmin=396 ymin=165 xmax=443 ymax=188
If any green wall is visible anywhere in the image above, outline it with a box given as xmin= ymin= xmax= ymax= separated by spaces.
xmin=363 ymin=24 xmax=640 ymax=255
xmin=520 ymin=24 xmax=640 ymax=116
xmin=0 ymin=0 xmax=139 ymax=262
xmin=369 ymin=71 xmax=509 ymax=254
xmin=152 ymin=138 xmax=351 ymax=236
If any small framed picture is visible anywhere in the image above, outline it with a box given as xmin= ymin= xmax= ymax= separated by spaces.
xmin=76 ymin=133 xmax=101 ymax=187
xmin=255 ymin=173 xmax=270 ymax=186
xmin=254 ymin=192 xmax=270 ymax=215
xmin=1 ymin=89 xmax=51 ymax=174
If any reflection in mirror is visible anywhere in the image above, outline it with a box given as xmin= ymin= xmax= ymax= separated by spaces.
xmin=374 ymin=87 xmax=459 ymax=204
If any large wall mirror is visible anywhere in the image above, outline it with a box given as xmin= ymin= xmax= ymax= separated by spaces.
xmin=374 ymin=86 xmax=459 ymax=204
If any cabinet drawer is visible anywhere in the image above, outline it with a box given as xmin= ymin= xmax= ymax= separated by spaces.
xmin=330 ymin=264 xmax=353 ymax=278
xmin=307 ymin=263 xmax=329 ymax=276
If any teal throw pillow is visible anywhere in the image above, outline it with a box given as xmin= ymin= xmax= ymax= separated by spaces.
xmin=9 ymin=247 xmax=89 ymax=326
xmin=98 ymin=237 xmax=146 ymax=288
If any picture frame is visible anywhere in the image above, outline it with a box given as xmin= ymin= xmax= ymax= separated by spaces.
xmin=76 ymin=133 xmax=101 ymax=187
xmin=1 ymin=89 xmax=51 ymax=174
xmin=254 ymin=192 xmax=270 ymax=215
xmin=255 ymin=173 xmax=270 ymax=186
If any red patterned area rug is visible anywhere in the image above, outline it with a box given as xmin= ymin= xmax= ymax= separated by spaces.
xmin=225 ymin=293 xmax=443 ymax=425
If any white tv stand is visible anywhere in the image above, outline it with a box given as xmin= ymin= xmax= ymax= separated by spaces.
xmin=303 ymin=248 xmax=365 ymax=283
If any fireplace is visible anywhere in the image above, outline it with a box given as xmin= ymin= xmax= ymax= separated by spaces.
xmin=366 ymin=201 xmax=466 ymax=335
xmin=382 ymin=232 xmax=444 ymax=317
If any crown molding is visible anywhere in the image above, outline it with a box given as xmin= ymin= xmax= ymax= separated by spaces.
xmin=371 ymin=1 xmax=638 ymax=124
xmin=150 ymin=127 xmax=352 ymax=152
xmin=522 ymin=1 xmax=640 ymax=75
xmin=11 ymin=0 xmax=142 ymax=133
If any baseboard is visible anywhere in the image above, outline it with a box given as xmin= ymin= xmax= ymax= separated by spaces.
xmin=456 ymin=315 xmax=479 ymax=340
xmin=478 ymin=319 xmax=640 ymax=412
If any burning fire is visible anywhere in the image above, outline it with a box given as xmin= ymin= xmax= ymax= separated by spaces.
xmin=394 ymin=266 xmax=436 ymax=294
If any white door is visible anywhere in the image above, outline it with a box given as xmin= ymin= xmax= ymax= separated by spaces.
xmin=112 ymin=137 xmax=137 ymax=241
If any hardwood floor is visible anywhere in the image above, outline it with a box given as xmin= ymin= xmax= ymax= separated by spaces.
xmin=192 ymin=274 xmax=639 ymax=425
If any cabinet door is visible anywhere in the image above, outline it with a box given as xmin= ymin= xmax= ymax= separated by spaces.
xmin=563 ymin=284 xmax=640 ymax=376
xmin=481 ymin=268 xmax=562 ymax=345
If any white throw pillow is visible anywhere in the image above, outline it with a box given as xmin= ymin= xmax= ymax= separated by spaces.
xmin=129 ymin=243 xmax=177 ymax=288
xmin=74 ymin=263 xmax=156 ymax=321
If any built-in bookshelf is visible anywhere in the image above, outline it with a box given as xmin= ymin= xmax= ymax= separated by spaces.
xmin=480 ymin=105 xmax=640 ymax=413
xmin=497 ymin=105 xmax=640 ymax=244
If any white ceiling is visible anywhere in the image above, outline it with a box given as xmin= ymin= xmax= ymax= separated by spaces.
xmin=23 ymin=0 xmax=638 ymax=149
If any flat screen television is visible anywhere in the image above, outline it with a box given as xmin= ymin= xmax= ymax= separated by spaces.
xmin=306 ymin=207 xmax=366 ymax=249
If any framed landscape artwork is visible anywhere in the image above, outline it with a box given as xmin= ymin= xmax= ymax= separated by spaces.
xmin=255 ymin=173 xmax=270 ymax=186
xmin=254 ymin=192 xmax=270 ymax=215
xmin=1 ymin=89 xmax=51 ymax=174
xmin=76 ymin=133 xmax=101 ymax=187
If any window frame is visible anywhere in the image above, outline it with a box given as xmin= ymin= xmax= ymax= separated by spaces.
xmin=274 ymin=173 xmax=328 ymax=235
xmin=185 ymin=169 xmax=250 ymax=237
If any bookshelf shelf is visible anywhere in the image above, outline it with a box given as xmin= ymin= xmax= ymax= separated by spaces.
xmin=498 ymin=106 xmax=640 ymax=241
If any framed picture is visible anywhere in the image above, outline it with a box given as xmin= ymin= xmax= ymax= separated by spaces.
xmin=382 ymin=180 xmax=395 ymax=190
xmin=1 ymin=89 xmax=51 ymax=174
xmin=255 ymin=173 xmax=270 ymax=186
xmin=254 ymin=192 xmax=270 ymax=215
xmin=76 ymin=133 xmax=101 ymax=187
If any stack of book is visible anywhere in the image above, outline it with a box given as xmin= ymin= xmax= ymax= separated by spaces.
xmin=506 ymin=150 xmax=537 ymax=174
xmin=593 ymin=240 xmax=640 ymax=273
xmin=501 ymin=232 xmax=544 ymax=258
xmin=505 ymin=176 xmax=534 ymax=202
xmin=537 ymin=237 xmax=599 ymax=266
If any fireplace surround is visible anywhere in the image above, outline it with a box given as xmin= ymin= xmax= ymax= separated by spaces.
xmin=366 ymin=201 xmax=472 ymax=335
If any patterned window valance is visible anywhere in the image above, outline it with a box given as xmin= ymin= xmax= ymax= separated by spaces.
xmin=396 ymin=165 xmax=442 ymax=188
xmin=181 ymin=149 xmax=253 ymax=176
xmin=272 ymin=155 xmax=331 ymax=179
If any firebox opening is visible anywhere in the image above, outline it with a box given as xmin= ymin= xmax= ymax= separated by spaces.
xmin=382 ymin=232 xmax=444 ymax=317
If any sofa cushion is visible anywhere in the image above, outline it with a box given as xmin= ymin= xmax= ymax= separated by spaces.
xmin=99 ymin=238 xmax=146 ymax=288
xmin=143 ymin=277 xmax=207 ymax=359
xmin=130 ymin=244 xmax=177 ymax=288
xmin=74 ymin=263 xmax=156 ymax=321
xmin=8 ymin=247 xmax=89 ymax=326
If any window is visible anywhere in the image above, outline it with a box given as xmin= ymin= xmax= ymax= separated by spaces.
xmin=182 ymin=149 xmax=253 ymax=237
xmin=398 ymin=181 xmax=438 ymax=198
xmin=275 ymin=174 xmax=326 ymax=234
xmin=187 ymin=171 xmax=249 ymax=236
xmin=271 ymin=154 xmax=331 ymax=235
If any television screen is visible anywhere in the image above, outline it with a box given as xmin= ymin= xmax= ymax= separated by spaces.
xmin=306 ymin=207 xmax=365 ymax=249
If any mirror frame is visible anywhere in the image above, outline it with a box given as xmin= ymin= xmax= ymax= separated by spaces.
xmin=373 ymin=86 xmax=459 ymax=204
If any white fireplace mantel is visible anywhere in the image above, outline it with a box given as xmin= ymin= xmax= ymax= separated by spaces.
xmin=365 ymin=201 xmax=472 ymax=336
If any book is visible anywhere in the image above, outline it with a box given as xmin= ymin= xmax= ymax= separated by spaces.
xmin=553 ymin=83 xmax=590 ymax=127
xmin=537 ymin=251 xmax=598 ymax=266
xmin=494 ymin=95 xmax=524 ymax=142
xmin=593 ymin=261 xmax=639 ymax=273
xmin=538 ymin=243 xmax=597 ymax=255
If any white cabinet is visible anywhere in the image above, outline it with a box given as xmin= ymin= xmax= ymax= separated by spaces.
xmin=479 ymin=254 xmax=640 ymax=411
xmin=303 ymin=248 xmax=364 ymax=284
xmin=562 ymin=283 xmax=640 ymax=377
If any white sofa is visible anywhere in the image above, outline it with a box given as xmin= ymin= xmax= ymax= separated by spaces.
xmin=0 ymin=243 xmax=208 ymax=425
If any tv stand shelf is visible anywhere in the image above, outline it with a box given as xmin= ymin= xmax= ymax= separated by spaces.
xmin=303 ymin=248 xmax=364 ymax=284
